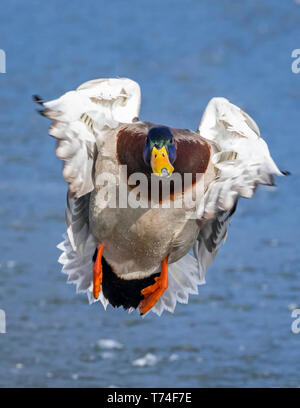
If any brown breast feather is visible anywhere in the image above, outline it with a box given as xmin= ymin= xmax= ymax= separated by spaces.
xmin=116 ymin=123 xmax=212 ymax=202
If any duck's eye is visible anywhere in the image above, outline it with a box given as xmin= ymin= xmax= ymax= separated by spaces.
xmin=155 ymin=154 xmax=157 ymax=158
xmin=162 ymin=153 xmax=165 ymax=157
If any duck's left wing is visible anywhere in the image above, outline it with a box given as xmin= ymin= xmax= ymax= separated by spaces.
xmin=192 ymin=97 xmax=287 ymax=290
xmin=197 ymin=97 xmax=286 ymax=219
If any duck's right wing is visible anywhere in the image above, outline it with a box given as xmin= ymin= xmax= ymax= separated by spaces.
xmin=34 ymin=77 xmax=141 ymax=198
xmin=35 ymin=78 xmax=141 ymax=305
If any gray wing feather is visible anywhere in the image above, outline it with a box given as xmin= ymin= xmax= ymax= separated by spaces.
xmin=193 ymin=204 xmax=237 ymax=284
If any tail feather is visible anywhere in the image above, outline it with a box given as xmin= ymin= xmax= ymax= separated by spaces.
xmin=152 ymin=252 xmax=203 ymax=316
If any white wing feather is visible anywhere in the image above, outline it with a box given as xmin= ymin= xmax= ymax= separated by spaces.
xmin=39 ymin=78 xmax=141 ymax=198
xmin=198 ymin=97 xmax=283 ymax=219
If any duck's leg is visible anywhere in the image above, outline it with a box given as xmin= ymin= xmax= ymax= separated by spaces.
xmin=139 ymin=254 xmax=169 ymax=315
xmin=93 ymin=244 xmax=105 ymax=299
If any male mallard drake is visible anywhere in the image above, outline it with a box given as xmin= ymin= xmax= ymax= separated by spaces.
xmin=34 ymin=78 xmax=286 ymax=315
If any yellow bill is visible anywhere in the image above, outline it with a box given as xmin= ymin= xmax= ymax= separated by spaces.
xmin=150 ymin=146 xmax=174 ymax=177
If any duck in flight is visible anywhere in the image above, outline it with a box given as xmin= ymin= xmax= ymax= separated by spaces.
xmin=34 ymin=78 xmax=287 ymax=315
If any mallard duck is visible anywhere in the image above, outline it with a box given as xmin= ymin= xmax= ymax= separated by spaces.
xmin=34 ymin=78 xmax=287 ymax=316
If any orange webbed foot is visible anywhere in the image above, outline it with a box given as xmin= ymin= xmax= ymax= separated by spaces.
xmin=139 ymin=255 xmax=169 ymax=315
xmin=93 ymin=244 xmax=104 ymax=299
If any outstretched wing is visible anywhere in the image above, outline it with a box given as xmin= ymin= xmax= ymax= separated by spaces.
xmin=35 ymin=78 xmax=141 ymax=306
xmin=35 ymin=77 xmax=141 ymax=198
xmin=195 ymin=97 xmax=285 ymax=292
xmin=197 ymin=97 xmax=285 ymax=219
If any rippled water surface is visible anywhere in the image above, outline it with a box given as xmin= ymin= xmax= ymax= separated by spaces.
xmin=0 ymin=0 xmax=299 ymax=387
